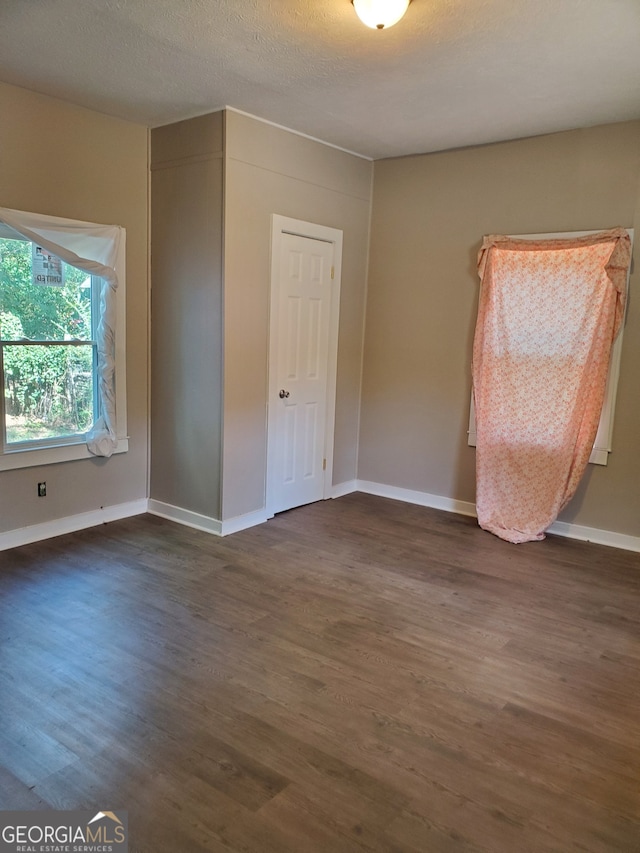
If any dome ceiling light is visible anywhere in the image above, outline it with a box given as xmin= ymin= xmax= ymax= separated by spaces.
xmin=351 ymin=0 xmax=411 ymax=30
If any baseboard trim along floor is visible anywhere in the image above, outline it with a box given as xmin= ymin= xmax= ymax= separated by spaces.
xmin=2 ymin=485 xmax=639 ymax=553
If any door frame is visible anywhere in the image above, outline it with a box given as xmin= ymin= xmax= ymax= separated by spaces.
xmin=266 ymin=214 xmax=343 ymax=518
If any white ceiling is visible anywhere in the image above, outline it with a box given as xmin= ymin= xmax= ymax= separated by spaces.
xmin=1 ymin=0 xmax=639 ymax=160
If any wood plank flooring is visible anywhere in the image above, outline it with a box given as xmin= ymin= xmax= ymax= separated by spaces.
xmin=1 ymin=493 xmax=639 ymax=852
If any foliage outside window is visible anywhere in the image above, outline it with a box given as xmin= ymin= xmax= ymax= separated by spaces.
xmin=1 ymin=237 xmax=100 ymax=448
xmin=0 ymin=207 xmax=127 ymax=471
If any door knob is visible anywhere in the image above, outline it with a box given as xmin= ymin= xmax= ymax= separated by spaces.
xmin=279 ymin=389 xmax=290 ymax=399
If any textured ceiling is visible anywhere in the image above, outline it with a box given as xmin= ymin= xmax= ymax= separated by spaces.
xmin=1 ymin=0 xmax=639 ymax=159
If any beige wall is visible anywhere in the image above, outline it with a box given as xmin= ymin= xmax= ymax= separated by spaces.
xmin=360 ymin=120 xmax=640 ymax=537
xmin=223 ymin=111 xmax=372 ymax=520
xmin=0 ymin=82 xmax=149 ymax=534
xmin=6 ymin=84 xmax=634 ymax=542
xmin=150 ymin=114 xmax=224 ymax=519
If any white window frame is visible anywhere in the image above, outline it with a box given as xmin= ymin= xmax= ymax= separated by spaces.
xmin=0 ymin=222 xmax=128 ymax=471
xmin=468 ymin=228 xmax=633 ymax=466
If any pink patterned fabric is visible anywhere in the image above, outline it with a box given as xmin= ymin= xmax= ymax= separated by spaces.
xmin=473 ymin=229 xmax=631 ymax=544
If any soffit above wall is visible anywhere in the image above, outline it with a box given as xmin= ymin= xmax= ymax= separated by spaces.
xmin=0 ymin=0 xmax=639 ymax=159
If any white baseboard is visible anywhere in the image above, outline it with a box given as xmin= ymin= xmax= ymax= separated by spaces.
xmin=547 ymin=518 xmax=640 ymax=552
xmin=0 ymin=498 xmax=148 ymax=552
xmin=330 ymin=479 xmax=358 ymax=498
xmin=147 ymin=499 xmax=222 ymax=536
xmin=357 ymin=480 xmax=477 ymax=518
xmin=221 ymin=508 xmax=270 ymax=535
xmin=355 ymin=480 xmax=640 ymax=553
xmin=147 ymin=499 xmax=269 ymax=537
xmin=3 ymin=486 xmax=638 ymax=555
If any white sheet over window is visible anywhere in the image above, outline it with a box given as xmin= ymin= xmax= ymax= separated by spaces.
xmin=0 ymin=207 xmax=125 ymax=457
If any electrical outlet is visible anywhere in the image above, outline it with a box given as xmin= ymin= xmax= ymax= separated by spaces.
xmin=37 ymin=482 xmax=46 ymax=497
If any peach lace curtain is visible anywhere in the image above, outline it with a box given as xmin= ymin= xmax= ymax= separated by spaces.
xmin=472 ymin=229 xmax=631 ymax=544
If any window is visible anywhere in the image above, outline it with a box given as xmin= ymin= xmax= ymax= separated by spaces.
xmin=0 ymin=209 xmax=127 ymax=471
xmin=468 ymin=228 xmax=633 ymax=467
xmin=1 ymin=238 xmax=100 ymax=447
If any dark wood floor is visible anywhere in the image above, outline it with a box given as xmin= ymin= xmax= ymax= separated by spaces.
xmin=1 ymin=493 xmax=639 ymax=852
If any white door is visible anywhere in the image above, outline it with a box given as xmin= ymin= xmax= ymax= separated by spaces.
xmin=270 ymin=231 xmax=335 ymax=514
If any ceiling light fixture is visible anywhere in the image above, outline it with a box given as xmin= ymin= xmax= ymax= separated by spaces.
xmin=351 ymin=0 xmax=411 ymax=30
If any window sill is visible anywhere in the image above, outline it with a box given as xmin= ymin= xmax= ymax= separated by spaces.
xmin=0 ymin=437 xmax=129 ymax=471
